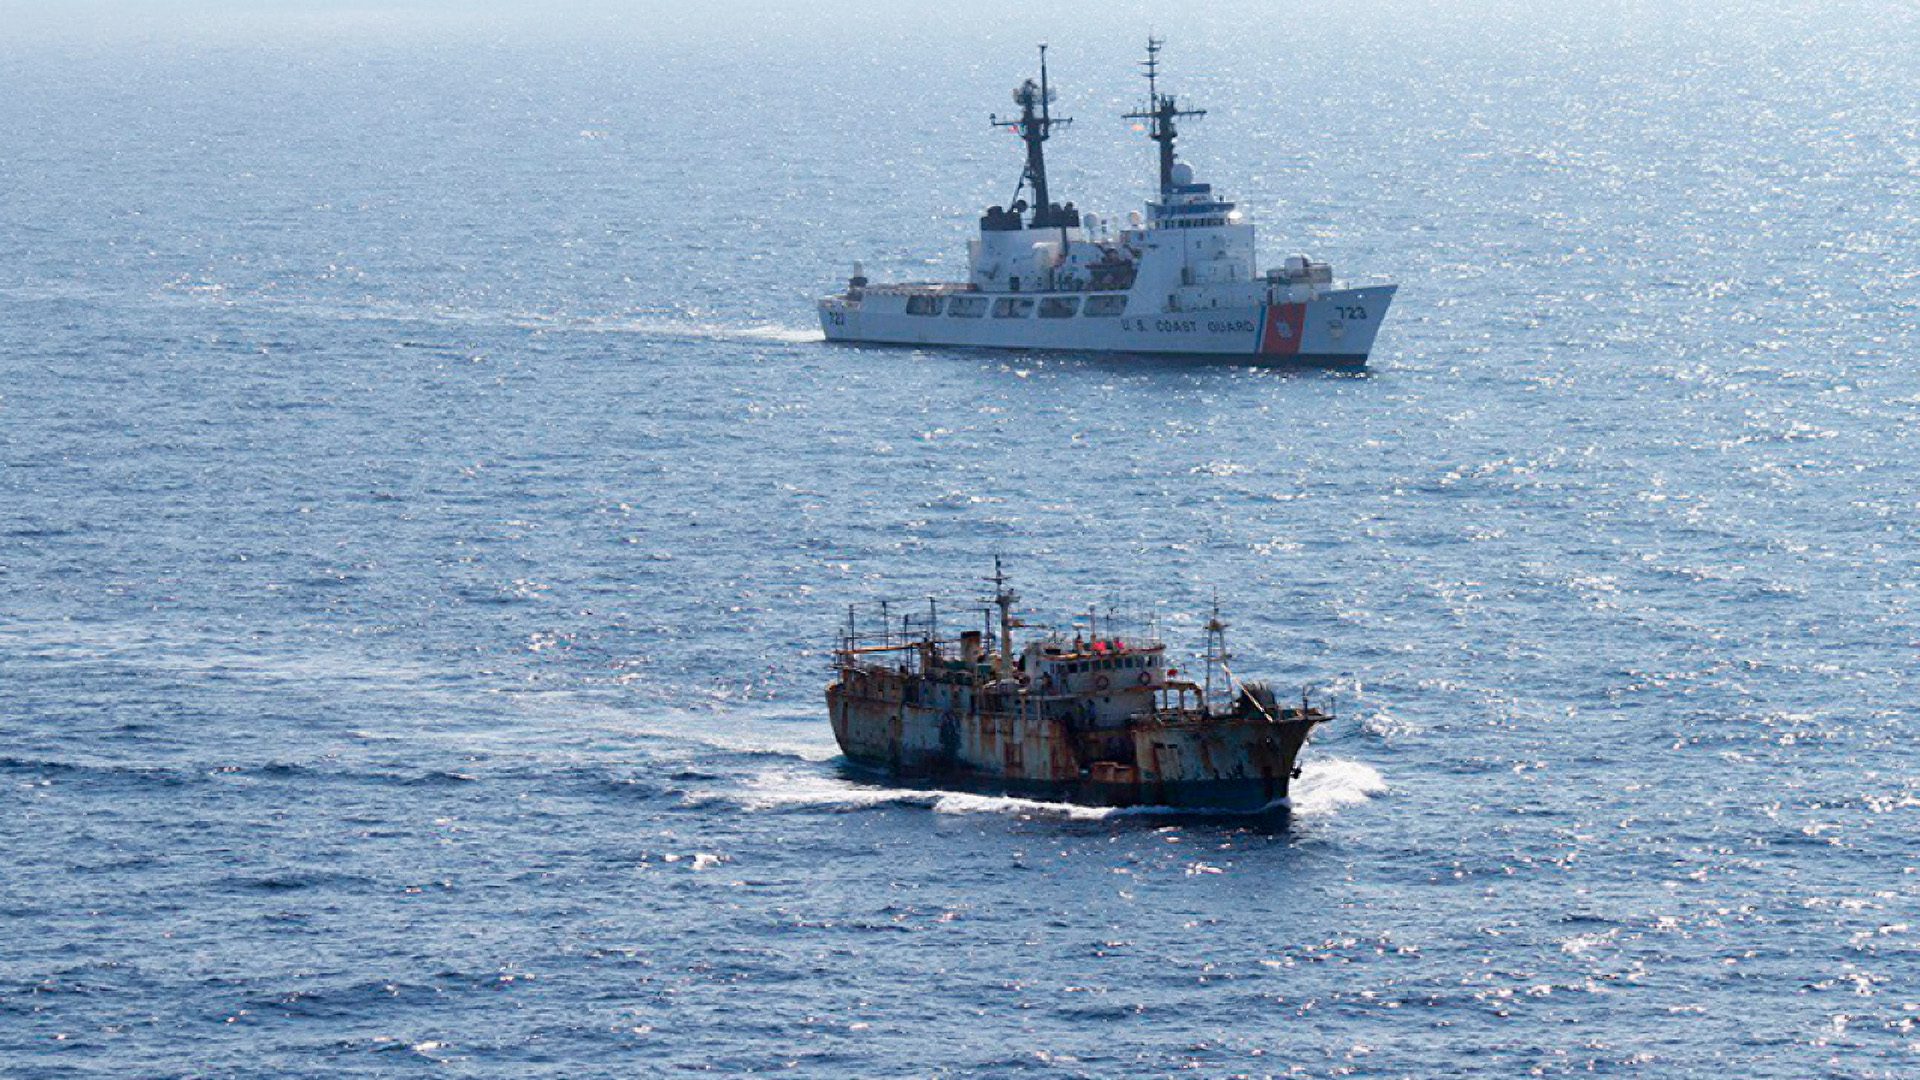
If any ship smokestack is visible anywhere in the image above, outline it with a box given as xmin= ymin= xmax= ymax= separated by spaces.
xmin=960 ymin=630 xmax=983 ymax=666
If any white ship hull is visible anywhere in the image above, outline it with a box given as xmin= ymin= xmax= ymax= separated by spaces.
xmin=819 ymin=285 xmax=1395 ymax=367
xmin=824 ymin=43 xmax=1398 ymax=367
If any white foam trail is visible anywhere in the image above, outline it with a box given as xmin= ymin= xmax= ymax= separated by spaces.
xmin=720 ymin=767 xmax=1113 ymax=819
xmin=929 ymin=791 xmax=1118 ymax=821
xmin=589 ymin=317 xmax=822 ymax=345
xmin=1358 ymin=708 xmax=1418 ymax=738
xmin=717 ymin=757 xmax=1385 ymax=821
xmin=170 ymin=291 xmax=826 ymax=346
xmin=717 ymin=769 xmax=941 ymax=811
xmin=1289 ymin=758 xmax=1388 ymax=816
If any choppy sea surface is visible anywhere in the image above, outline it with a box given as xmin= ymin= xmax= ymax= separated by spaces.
xmin=4 ymin=2 xmax=1919 ymax=1075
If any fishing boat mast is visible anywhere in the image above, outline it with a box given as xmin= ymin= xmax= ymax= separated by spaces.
xmin=988 ymin=556 xmax=1019 ymax=679
xmin=1202 ymin=593 xmax=1231 ymax=713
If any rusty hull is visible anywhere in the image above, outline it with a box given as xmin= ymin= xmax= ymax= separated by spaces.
xmin=825 ymin=670 xmax=1320 ymax=812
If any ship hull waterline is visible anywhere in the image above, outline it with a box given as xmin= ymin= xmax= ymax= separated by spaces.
xmin=832 ymin=755 xmax=1301 ymax=815
xmin=826 ymin=340 xmax=1373 ymax=370
xmin=826 ymin=689 xmax=1318 ymax=814
xmin=820 ymin=287 xmax=1395 ymax=368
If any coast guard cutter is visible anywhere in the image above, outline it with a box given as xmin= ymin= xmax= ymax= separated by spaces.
xmin=819 ymin=40 xmax=1396 ymax=366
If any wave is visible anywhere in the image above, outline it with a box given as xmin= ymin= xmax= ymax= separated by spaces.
xmin=219 ymin=869 xmax=380 ymax=893
xmin=0 ymin=756 xmax=496 ymax=795
xmin=0 ymin=755 xmax=194 ymax=786
xmin=1289 ymin=758 xmax=1389 ymax=816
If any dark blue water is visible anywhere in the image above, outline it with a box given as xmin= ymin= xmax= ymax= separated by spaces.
xmin=5 ymin=2 xmax=1919 ymax=1075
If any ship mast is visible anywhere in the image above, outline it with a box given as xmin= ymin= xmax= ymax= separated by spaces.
xmin=991 ymin=45 xmax=1073 ymax=229
xmin=1123 ymin=37 xmax=1206 ymax=196
xmin=988 ymin=557 xmax=1019 ymax=679
xmin=1202 ymin=592 xmax=1231 ymax=713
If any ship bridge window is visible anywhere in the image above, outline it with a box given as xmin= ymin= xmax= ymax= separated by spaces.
xmin=1039 ymin=296 xmax=1079 ymax=319
xmin=906 ymin=295 xmax=944 ymax=316
xmin=1083 ymin=294 xmax=1127 ymax=317
xmin=992 ymin=297 xmax=1035 ymax=318
xmin=948 ymin=296 xmax=986 ymax=318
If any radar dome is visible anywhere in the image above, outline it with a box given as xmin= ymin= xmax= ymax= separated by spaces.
xmin=1171 ymin=162 xmax=1195 ymax=186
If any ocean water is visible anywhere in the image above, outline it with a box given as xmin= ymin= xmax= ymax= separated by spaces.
xmin=4 ymin=1 xmax=1919 ymax=1075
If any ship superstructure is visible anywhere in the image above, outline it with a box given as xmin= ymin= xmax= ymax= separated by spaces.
xmin=825 ymin=562 xmax=1330 ymax=811
xmin=819 ymin=40 xmax=1396 ymax=366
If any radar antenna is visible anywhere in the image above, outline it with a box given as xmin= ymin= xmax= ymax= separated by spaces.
xmin=989 ymin=44 xmax=1074 ymax=229
xmin=1122 ymin=36 xmax=1206 ymax=196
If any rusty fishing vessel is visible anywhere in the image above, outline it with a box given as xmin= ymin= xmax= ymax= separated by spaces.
xmin=825 ymin=563 xmax=1331 ymax=812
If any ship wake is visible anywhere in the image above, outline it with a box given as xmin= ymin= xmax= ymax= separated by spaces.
xmin=717 ymin=767 xmax=1118 ymax=820
xmin=159 ymin=288 xmax=825 ymax=347
xmin=588 ymin=316 xmax=823 ymax=345
xmin=706 ymin=757 xmax=1385 ymax=822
